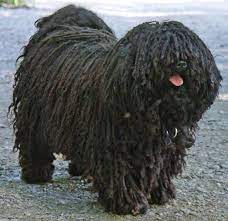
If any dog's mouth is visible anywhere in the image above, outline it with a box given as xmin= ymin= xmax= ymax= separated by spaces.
xmin=164 ymin=126 xmax=195 ymax=149
xmin=169 ymin=74 xmax=183 ymax=87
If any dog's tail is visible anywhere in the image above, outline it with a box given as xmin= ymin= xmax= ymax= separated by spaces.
xmin=35 ymin=4 xmax=114 ymax=34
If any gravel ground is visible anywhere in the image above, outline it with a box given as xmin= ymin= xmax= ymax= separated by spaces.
xmin=0 ymin=1 xmax=227 ymax=220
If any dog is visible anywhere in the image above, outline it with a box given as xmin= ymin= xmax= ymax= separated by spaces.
xmin=10 ymin=5 xmax=222 ymax=215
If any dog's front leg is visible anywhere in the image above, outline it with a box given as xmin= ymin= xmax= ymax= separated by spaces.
xmin=93 ymin=148 xmax=149 ymax=215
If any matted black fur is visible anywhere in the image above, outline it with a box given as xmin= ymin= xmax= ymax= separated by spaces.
xmin=10 ymin=5 xmax=222 ymax=215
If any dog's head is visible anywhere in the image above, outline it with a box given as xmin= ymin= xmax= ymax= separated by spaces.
xmin=103 ymin=21 xmax=222 ymax=147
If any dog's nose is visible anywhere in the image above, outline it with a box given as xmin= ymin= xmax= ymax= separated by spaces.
xmin=176 ymin=61 xmax=187 ymax=72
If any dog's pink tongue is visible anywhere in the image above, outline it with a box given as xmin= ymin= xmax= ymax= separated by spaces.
xmin=169 ymin=74 xmax=183 ymax=86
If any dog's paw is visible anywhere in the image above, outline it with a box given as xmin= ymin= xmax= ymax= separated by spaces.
xmin=150 ymin=183 xmax=176 ymax=205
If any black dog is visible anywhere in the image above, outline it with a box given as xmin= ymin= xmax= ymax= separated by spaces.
xmin=10 ymin=5 xmax=222 ymax=215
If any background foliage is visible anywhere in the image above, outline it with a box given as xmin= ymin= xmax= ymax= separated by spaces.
xmin=0 ymin=0 xmax=25 ymax=6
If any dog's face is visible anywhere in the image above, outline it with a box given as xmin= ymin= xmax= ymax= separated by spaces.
xmin=158 ymin=58 xmax=209 ymax=127
xmin=120 ymin=21 xmax=222 ymax=126
xmin=154 ymin=26 xmax=221 ymax=127
xmin=103 ymin=21 xmax=222 ymax=145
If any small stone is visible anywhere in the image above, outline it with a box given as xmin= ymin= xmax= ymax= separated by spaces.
xmin=196 ymin=187 xmax=207 ymax=193
xmin=0 ymin=123 xmax=6 ymax=128
xmin=59 ymin=199 xmax=67 ymax=204
xmin=213 ymin=165 xmax=220 ymax=170
xmin=180 ymin=208 xmax=191 ymax=215
xmin=220 ymin=163 xmax=228 ymax=169
xmin=216 ymin=182 xmax=222 ymax=187
xmin=124 ymin=112 xmax=131 ymax=118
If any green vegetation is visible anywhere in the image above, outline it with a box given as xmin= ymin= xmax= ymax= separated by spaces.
xmin=0 ymin=0 xmax=26 ymax=6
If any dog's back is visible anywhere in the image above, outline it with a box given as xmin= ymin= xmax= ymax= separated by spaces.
xmin=18 ymin=5 xmax=115 ymax=63
xmin=35 ymin=4 xmax=113 ymax=34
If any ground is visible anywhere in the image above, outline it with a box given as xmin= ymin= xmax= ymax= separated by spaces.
xmin=0 ymin=1 xmax=227 ymax=220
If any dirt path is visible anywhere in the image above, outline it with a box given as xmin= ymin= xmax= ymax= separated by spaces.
xmin=0 ymin=1 xmax=227 ymax=220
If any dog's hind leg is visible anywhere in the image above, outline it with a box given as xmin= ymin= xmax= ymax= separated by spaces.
xmin=19 ymin=139 xmax=55 ymax=184
xmin=67 ymin=149 xmax=84 ymax=177
xmin=68 ymin=159 xmax=83 ymax=177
